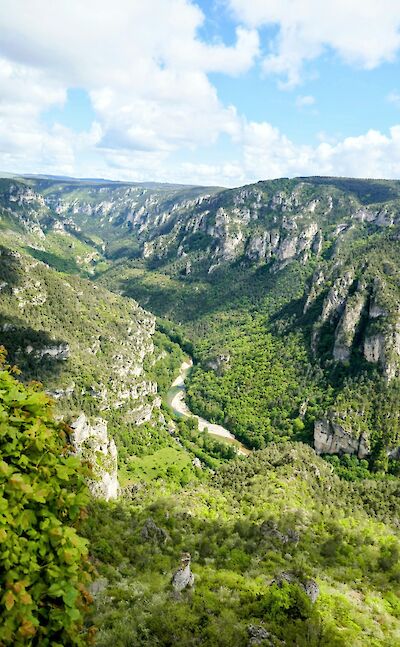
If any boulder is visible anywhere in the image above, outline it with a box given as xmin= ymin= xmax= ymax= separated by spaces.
xmin=172 ymin=553 xmax=195 ymax=593
xmin=141 ymin=518 xmax=169 ymax=544
xmin=247 ymin=625 xmax=272 ymax=646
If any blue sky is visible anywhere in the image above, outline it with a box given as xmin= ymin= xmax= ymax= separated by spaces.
xmin=1 ymin=0 xmax=400 ymax=185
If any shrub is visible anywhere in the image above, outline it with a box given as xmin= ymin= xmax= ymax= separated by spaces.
xmin=0 ymin=349 xmax=91 ymax=646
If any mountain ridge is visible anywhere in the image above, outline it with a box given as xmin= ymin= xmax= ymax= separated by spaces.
xmin=2 ymin=173 xmax=400 ymax=645
xmin=1 ymin=173 xmax=400 ymax=466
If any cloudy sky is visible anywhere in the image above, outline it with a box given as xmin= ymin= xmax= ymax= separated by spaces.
xmin=2 ymin=0 xmax=400 ymax=186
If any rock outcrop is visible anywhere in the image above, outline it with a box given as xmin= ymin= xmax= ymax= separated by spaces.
xmin=141 ymin=518 xmax=169 ymax=544
xmin=259 ymin=520 xmax=300 ymax=546
xmin=70 ymin=413 xmax=119 ymax=500
xmin=308 ymin=266 xmax=400 ymax=379
xmin=171 ymin=553 xmax=195 ymax=593
xmin=314 ymin=418 xmax=369 ymax=458
xmin=311 ymin=269 xmax=355 ymax=353
xmin=206 ymin=353 xmax=231 ymax=374
xmin=363 ymin=333 xmax=385 ymax=364
xmin=363 ymin=319 xmax=400 ymax=381
xmin=26 ymin=343 xmax=70 ymax=361
xmin=247 ymin=625 xmax=278 ymax=646
xmin=333 ymin=284 xmax=367 ymax=362
xmin=274 ymin=571 xmax=319 ymax=603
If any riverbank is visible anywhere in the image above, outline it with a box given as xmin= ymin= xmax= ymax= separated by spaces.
xmin=167 ymin=358 xmax=250 ymax=456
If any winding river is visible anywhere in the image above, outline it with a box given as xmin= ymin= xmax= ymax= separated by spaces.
xmin=167 ymin=358 xmax=250 ymax=456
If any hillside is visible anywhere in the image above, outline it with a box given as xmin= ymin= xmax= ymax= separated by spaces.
xmin=2 ymin=174 xmax=400 ymax=465
xmin=2 ymin=174 xmax=400 ymax=645
xmin=84 ymin=443 xmax=400 ymax=647
xmin=0 ymin=239 xmax=204 ymax=499
xmin=93 ymin=176 xmax=400 ymax=469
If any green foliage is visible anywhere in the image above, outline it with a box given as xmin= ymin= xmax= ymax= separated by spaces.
xmin=83 ymin=444 xmax=400 ymax=646
xmin=324 ymin=454 xmax=372 ymax=480
xmin=0 ymin=351 xmax=90 ymax=646
xmin=124 ymin=447 xmax=193 ymax=484
xmin=3 ymin=174 xmax=400 ymax=644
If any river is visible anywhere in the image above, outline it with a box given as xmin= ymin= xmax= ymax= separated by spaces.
xmin=167 ymin=358 xmax=250 ymax=456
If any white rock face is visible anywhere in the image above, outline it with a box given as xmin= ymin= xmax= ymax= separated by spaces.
xmin=25 ymin=343 xmax=70 ymax=361
xmin=352 ymin=207 xmax=377 ymax=223
xmin=363 ymin=322 xmax=400 ymax=381
xmin=364 ymin=334 xmax=385 ymax=364
xmin=47 ymin=383 xmax=75 ymax=400
xmin=369 ymin=300 xmax=388 ymax=319
xmin=311 ymin=230 xmax=323 ymax=255
xmin=70 ymin=414 xmax=119 ymax=500
xmin=314 ymin=418 xmax=369 ymax=458
xmin=311 ymin=269 xmax=355 ymax=353
xmin=297 ymin=223 xmax=318 ymax=253
xmin=369 ymin=278 xmax=388 ymax=319
xmin=277 ymin=236 xmax=298 ymax=261
xmin=320 ymin=270 xmax=355 ymax=324
xmin=172 ymin=553 xmax=195 ymax=593
xmin=303 ymin=269 xmax=325 ymax=313
xmin=333 ymin=287 xmax=367 ymax=362
xmin=246 ymin=232 xmax=270 ymax=261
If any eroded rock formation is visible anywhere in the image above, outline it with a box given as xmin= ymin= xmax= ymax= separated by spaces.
xmin=314 ymin=418 xmax=370 ymax=458
xmin=70 ymin=413 xmax=119 ymax=500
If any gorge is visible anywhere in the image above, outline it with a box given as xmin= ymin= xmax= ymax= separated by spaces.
xmin=2 ymin=173 xmax=400 ymax=646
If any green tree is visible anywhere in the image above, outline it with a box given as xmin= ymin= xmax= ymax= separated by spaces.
xmin=0 ymin=349 xmax=91 ymax=646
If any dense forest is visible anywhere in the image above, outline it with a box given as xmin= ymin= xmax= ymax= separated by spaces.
xmin=2 ymin=175 xmax=400 ymax=645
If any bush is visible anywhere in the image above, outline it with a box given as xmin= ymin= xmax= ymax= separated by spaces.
xmin=0 ymin=349 xmax=91 ymax=646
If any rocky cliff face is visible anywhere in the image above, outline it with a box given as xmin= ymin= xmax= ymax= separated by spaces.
xmin=0 ymin=244 xmax=163 ymax=498
xmin=307 ymin=257 xmax=400 ymax=381
xmin=314 ymin=418 xmax=370 ymax=458
xmin=71 ymin=414 xmax=119 ymax=500
xmin=3 ymin=176 xmax=400 ymax=283
xmin=136 ymin=183 xmax=330 ymax=273
xmin=333 ymin=286 xmax=367 ymax=362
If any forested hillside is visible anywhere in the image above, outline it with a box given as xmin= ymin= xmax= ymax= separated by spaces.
xmin=2 ymin=174 xmax=400 ymax=466
xmin=2 ymin=173 xmax=400 ymax=645
xmin=93 ymin=176 xmax=400 ymax=470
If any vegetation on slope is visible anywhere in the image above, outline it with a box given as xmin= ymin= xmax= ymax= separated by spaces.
xmin=0 ymin=350 xmax=90 ymax=646
xmin=2 ymin=175 xmax=400 ymax=645
xmin=83 ymin=443 xmax=400 ymax=646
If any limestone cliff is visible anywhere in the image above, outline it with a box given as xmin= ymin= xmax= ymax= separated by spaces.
xmin=314 ymin=418 xmax=370 ymax=458
xmin=71 ymin=414 xmax=119 ymax=500
xmin=333 ymin=283 xmax=367 ymax=362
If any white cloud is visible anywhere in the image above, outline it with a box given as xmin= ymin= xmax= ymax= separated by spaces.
xmin=240 ymin=122 xmax=400 ymax=182
xmin=296 ymin=95 xmax=315 ymax=108
xmin=227 ymin=0 xmax=400 ymax=86
xmin=1 ymin=1 xmax=400 ymax=185
xmin=0 ymin=0 xmax=258 ymax=161
xmin=387 ymin=91 xmax=400 ymax=108
xmin=113 ymin=122 xmax=400 ymax=187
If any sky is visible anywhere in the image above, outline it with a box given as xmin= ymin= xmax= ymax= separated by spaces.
xmin=2 ymin=1 xmax=400 ymax=186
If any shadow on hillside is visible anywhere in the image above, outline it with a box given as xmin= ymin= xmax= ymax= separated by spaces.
xmin=0 ymin=313 xmax=68 ymax=385
xmin=0 ymin=245 xmax=24 ymax=289
xmin=115 ymin=259 xmax=313 ymax=334
xmin=24 ymin=246 xmax=81 ymax=275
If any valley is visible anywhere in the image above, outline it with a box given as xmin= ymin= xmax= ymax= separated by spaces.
xmin=167 ymin=358 xmax=250 ymax=455
xmin=2 ymin=173 xmax=400 ymax=645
